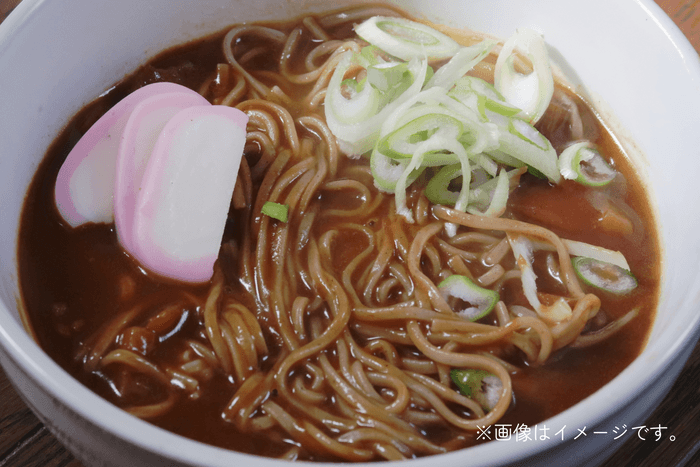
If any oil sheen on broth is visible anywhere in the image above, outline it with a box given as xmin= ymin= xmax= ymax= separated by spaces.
xmin=18 ymin=7 xmax=659 ymax=462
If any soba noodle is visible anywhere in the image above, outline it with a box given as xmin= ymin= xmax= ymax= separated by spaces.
xmin=19 ymin=5 xmax=659 ymax=462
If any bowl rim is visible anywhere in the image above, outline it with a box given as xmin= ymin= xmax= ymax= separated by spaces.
xmin=2 ymin=0 xmax=700 ymax=465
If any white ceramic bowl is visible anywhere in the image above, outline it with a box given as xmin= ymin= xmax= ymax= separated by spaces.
xmin=1 ymin=0 xmax=700 ymax=466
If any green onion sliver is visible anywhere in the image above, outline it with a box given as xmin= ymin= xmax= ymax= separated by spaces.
xmin=453 ymin=76 xmax=505 ymax=101
xmin=358 ymin=44 xmax=394 ymax=67
xmin=559 ymin=141 xmax=616 ymax=186
xmin=529 ymin=237 xmax=631 ymax=271
xmin=471 ymin=152 xmax=499 ymax=177
xmin=466 ymin=168 xmax=510 ymax=217
xmin=426 ymin=39 xmax=496 ymax=90
xmin=438 ymin=275 xmax=499 ymax=321
xmin=355 ymin=16 xmax=461 ymax=61
xmin=324 ymin=52 xmax=428 ymax=156
xmin=494 ymin=28 xmax=553 ymax=125
xmin=425 ymin=163 xmax=461 ymax=205
xmin=261 ymin=201 xmax=289 ymax=222
xmin=507 ymin=234 xmax=542 ymax=312
xmin=485 ymin=149 xmax=525 ymax=168
xmin=333 ymin=71 xmax=381 ymax=124
xmin=484 ymin=97 xmax=522 ymax=118
xmin=367 ymin=61 xmax=410 ymax=93
xmin=394 ymin=135 xmax=471 ymax=223
xmin=449 ymin=76 xmax=521 ymax=120
xmin=377 ymin=112 xmax=464 ymax=159
xmin=497 ymin=117 xmax=561 ymax=183
xmin=378 ymin=92 xmax=500 ymax=161
xmin=370 ymin=148 xmax=425 ymax=192
xmin=572 ymin=257 xmax=637 ymax=295
xmin=468 ymin=167 xmax=524 ymax=212
xmin=450 ymin=368 xmax=502 ymax=412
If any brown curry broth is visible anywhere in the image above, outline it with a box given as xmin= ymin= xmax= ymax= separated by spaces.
xmin=18 ymin=18 xmax=659 ymax=459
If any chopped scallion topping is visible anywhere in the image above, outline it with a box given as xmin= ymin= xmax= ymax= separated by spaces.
xmin=494 ymin=28 xmax=554 ymax=124
xmin=426 ymin=40 xmax=496 ymax=90
xmin=450 ymin=368 xmax=502 ymax=412
xmin=355 ymin=16 xmax=461 ymax=61
xmin=425 ymin=163 xmax=461 ymax=205
xmin=377 ymin=112 xmax=464 ymax=160
xmin=323 ymin=18 xmax=565 ymax=230
xmin=370 ymin=148 xmax=425 ymax=192
xmin=438 ymin=275 xmax=499 ymax=321
xmin=559 ymin=141 xmax=617 ymax=186
xmin=324 ymin=51 xmax=428 ymax=156
xmin=261 ymin=201 xmax=289 ymax=222
xmin=572 ymin=257 xmax=638 ymax=294
xmin=367 ymin=62 xmax=409 ymax=92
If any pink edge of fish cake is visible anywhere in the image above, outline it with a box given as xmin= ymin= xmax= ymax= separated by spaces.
xmin=114 ymin=91 xmax=210 ymax=257
xmin=131 ymin=105 xmax=249 ymax=283
xmin=54 ymin=82 xmax=195 ymax=227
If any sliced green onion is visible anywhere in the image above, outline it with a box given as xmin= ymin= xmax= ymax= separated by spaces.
xmin=470 ymin=152 xmax=498 ymax=177
xmin=466 ymin=168 xmax=510 ymax=217
xmin=377 ymin=113 xmax=464 ymax=159
xmin=324 ymin=52 xmax=383 ymax=139
xmin=469 ymin=167 xmax=524 ymax=210
xmin=425 ymin=163 xmax=461 ymax=205
xmin=325 ymin=23 xmax=567 ymax=231
xmin=380 ymin=88 xmax=469 ymax=138
xmin=559 ymin=141 xmax=617 ymax=186
xmin=447 ymin=78 xmax=559 ymax=182
xmin=494 ymin=28 xmax=554 ymax=125
xmin=527 ymin=165 xmax=547 ymax=179
xmin=355 ymin=16 xmax=460 ymax=61
xmin=453 ymin=76 xmax=504 ymax=101
xmin=340 ymin=77 xmax=364 ymax=94
xmin=369 ymin=90 xmax=464 ymax=208
xmin=449 ymin=76 xmax=521 ymax=119
xmin=370 ymin=148 xmax=425 ymax=192
xmin=485 ymin=149 xmax=526 ymax=168
xmin=529 ymin=237 xmax=631 ymax=271
xmin=367 ymin=62 xmax=410 ymax=93
xmin=572 ymin=257 xmax=638 ymax=294
xmin=394 ymin=136 xmax=471 ymax=223
xmin=381 ymin=95 xmax=499 ymax=159
xmin=261 ymin=201 xmax=289 ymax=222
xmin=358 ymin=44 xmax=395 ymax=66
xmin=484 ymin=96 xmax=523 ymax=118
xmin=379 ymin=88 xmax=496 ymax=149
xmin=425 ymin=162 xmax=513 ymax=213
xmin=497 ymin=117 xmax=561 ymax=183
xmin=450 ymin=368 xmax=502 ymax=412
xmin=325 ymin=52 xmax=428 ymax=156
xmin=508 ymin=234 xmax=573 ymax=322
xmin=438 ymin=275 xmax=499 ymax=321
xmin=508 ymin=118 xmax=547 ymax=150
xmin=378 ymin=90 xmax=441 ymax=138
xmin=506 ymin=234 xmax=541 ymax=311
xmin=565 ymin=240 xmax=630 ymax=270
xmin=426 ymin=39 xmax=496 ymax=90
xmin=334 ymin=74 xmax=379 ymax=123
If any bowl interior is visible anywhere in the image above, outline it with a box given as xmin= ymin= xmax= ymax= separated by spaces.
xmin=1 ymin=0 xmax=700 ymax=466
